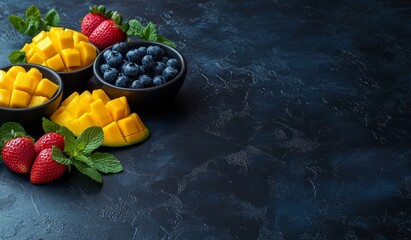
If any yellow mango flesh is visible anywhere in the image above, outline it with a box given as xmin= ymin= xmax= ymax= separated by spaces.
xmin=22 ymin=28 xmax=97 ymax=72
xmin=50 ymin=89 xmax=150 ymax=147
xmin=0 ymin=66 xmax=59 ymax=108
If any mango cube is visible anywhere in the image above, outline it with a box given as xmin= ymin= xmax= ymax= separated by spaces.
xmin=61 ymin=92 xmax=79 ymax=106
xmin=76 ymin=41 xmax=96 ymax=67
xmin=90 ymin=99 xmax=113 ymax=127
xmin=14 ymin=72 xmax=35 ymax=94
xmin=6 ymin=66 xmax=26 ymax=80
xmin=0 ymin=89 xmax=11 ymax=108
xmin=0 ymin=70 xmax=14 ymax=90
xmin=51 ymin=30 xmax=74 ymax=50
xmin=73 ymin=31 xmax=89 ymax=46
xmin=28 ymin=51 xmax=46 ymax=65
xmin=50 ymin=107 xmax=75 ymax=125
xmin=34 ymin=78 xmax=59 ymax=99
xmin=102 ymin=122 xmax=126 ymax=146
xmin=32 ymin=31 xmax=48 ymax=43
xmin=22 ymin=43 xmax=35 ymax=59
xmin=28 ymin=95 xmax=49 ymax=107
xmin=91 ymin=89 xmax=110 ymax=104
xmin=36 ymin=36 xmax=59 ymax=58
xmin=60 ymin=48 xmax=81 ymax=68
xmin=46 ymin=53 xmax=66 ymax=72
xmin=78 ymin=112 xmax=98 ymax=130
xmin=10 ymin=89 xmax=31 ymax=108
xmin=105 ymin=97 xmax=130 ymax=121
xmin=27 ymin=67 xmax=43 ymax=83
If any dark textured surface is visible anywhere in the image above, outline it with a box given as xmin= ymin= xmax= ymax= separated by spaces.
xmin=0 ymin=0 xmax=410 ymax=239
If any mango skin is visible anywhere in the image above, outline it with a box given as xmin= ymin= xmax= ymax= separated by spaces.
xmin=50 ymin=89 xmax=150 ymax=147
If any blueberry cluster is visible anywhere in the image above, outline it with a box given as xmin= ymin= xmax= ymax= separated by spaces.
xmin=99 ymin=42 xmax=180 ymax=89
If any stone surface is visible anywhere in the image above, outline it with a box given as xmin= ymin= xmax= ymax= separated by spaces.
xmin=0 ymin=0 xmax=410 ymax=239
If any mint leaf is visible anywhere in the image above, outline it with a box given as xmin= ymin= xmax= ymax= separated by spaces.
xmin=127 ymin=19 xmax=144 ymax=37
xmin=8 ymin=16 xmax=27 ymax=34
xmin=157 ymin=35 xmax=176 ymax=48
xmin=25 ymin=5 xmax=41 ymax=18
xmin=77 ymin=126 xmax=104 ymax=156
xmin=73 ymin=161 xmax=103 ymax=183
xmin=8 ymin=50 xmax=27 ymax=64
xmin=44 ymin=9 xmax=60 ymax=27
xmin=89 ymin=152 xmax=123 ymax=173
xmin=52 ymin=146 xmax=72 ymax=165
xmin=42 ymin=117 xmax=61 ymax=133
xmin=74 ymin=153 xmax=96 ymax=169
xmin=145 ymin=22 xmax=158 ymax=41
xmin=24 ymin=17 xmax=41 ymax=36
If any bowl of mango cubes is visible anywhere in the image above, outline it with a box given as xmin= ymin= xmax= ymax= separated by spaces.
xmin=0 ymin=63 xmax=63 ymax=128
xmin=18 ymin=27 xmax=98 ymax=97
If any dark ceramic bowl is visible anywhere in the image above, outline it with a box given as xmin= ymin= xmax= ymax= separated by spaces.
xmin=59 ymin=44 xmax=99 ymax=98
xmin=91 ymin=40 xmax=187 ymax=110
xmin=0 ymin=64 xmax=63 ymax=128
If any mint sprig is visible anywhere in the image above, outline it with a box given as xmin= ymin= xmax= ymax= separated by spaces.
xmin=9 ymin=5 xmax=60 ymax=37
xmin=127 ymin=19 xmax=176 ymax=48
xmin=42 ymin=118 xmax=123 ymax=183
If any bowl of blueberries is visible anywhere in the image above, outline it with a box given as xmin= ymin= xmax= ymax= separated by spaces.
xmin=91 ymin=40 xmax=187 ymax=109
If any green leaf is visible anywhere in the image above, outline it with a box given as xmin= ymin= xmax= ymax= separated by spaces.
xmin=127 ymin=19 xmax=144 ymax=38
xmin=157 ymin=35 xmax=176 ymax=48
xmin=24 ymin=18 xmax=41 ymax=37
xmin=89 ymin=152 xmax=123 ymax=173
xmin=25 ymin=5 xmax=41 ymax=18
xmin=74 ymin=153 xmax=95 ymax=169
xmin=51 ymin=146 xmax=72 ymax=165
xmin=77 ymin=126 xmax=104 ymax=156
xmin=8 ymin=50 xmax=27 ymax=64
xmin=8 ymin=15 xmax=27 ymax=34
xmin=44 ymin=9 xmax=60 ymax=27
xmin=42 ymin=117 xmax=61 ymax=133
xmin=141 ymin=22 xmax=158 ymax=41
xmin=73 ymin=161 xmax=103 ymax=183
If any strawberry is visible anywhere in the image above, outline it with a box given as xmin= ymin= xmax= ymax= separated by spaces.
xmin=34 ymin=132 xmax=65 ymax=154
xmin=88 ymin=12 xmax=128 ymax=51
xmin=30 ymin=148 xmax=66 ymax=184
xmin=80 ymin=5 xmax=111 ymax=37
xmin=2 ymin=137 xmax=36 ymax=174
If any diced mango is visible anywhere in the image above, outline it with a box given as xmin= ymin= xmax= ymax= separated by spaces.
xmin=6 ymin=66 xmax=26 ymax=80
xmin=64 ymin=119 xmax=83 ymax=136
xmin=106 ymin=97 xmax=130 ymax=121
xmin=60 ymin=48 xmax=81 ymax=68
xmin=91 ymin=89 xmax=110 ymax=104
xmin=125 ymin=128 xmax=150 ymax=143
xmin=27 ymin=67 xmax=43 ymax=83
xmin=102 ymin=122 xmax=126 ymax=146
xmin=13 ymin=72 xmax=35 ymax=94
xmin=50 ymin=107 xmax=75 ymax=125
xmin=65 ymin=95 xmax=89 ymax=118
xmin=78 ymin=112 xmax=98 ymax=130
xmin=0 ymin=70 xmax=14 ymax=90
xmin=32 ymin=31 xmax=48 ymax=43
xmin=50 ymin=29 xmax=74 ymax=50
xmin=61 ymin=91 xmax=79 ymax=106
xmin=28 ymin=95 xmax=49 ymax=107
xmin=117 ymin=113 xmax=139 ymax=137
xmin=28 ymin=51 xmax=46 ymax=65
xmin=22 ymin=43 xmax=35 ymax=59
xmin=79 ymin=90 xmax=94 ymax=105
xmin=49 ymin=27 xmax=64 ymax=33
xmin=0 ymin=89 xmax=11 ymax=108
xmin=10 ymin=89 xmax=31 ymax=108
xmin=76 ymin=41 xmax=96 ymax=67
xmin=90 ymin=99 xmax=113 ymax=127
xmin=34 ymin=78 xmax=59 ymax=99
xmin=46 ymin=53 xmax=66 ymax=72
xmin=73 ymin=31 xmax=89 ymax=46
xmin=36 ymin=36 xmax=59 ymax=58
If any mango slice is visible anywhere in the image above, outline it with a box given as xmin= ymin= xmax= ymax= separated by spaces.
xmin=22 ymin=28 xmax=97 ymax=72
xmin=50 ymin=89 xmax=150 ymax=147
xmin=0 ymin=66 xmax=59 ymax=109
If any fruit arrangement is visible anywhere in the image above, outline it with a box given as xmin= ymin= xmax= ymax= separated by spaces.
xmin=98 ymin=42 xmax=181 ymax=88
xmin=0 ymin=119 xmax=123 ymax=184
xmin=50 ymin=89 xmax=150 ymax=147
xmin=0 ymin=66 xmax=59 ymax=108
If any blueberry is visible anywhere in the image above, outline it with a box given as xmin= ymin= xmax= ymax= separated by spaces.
xmin=112 ymin=42 xmax=128 ymax=54
xmin=103 ymin=49 xmax=112 ymax=61
xmin=142 ymin=55 xmax=156 ymax=71
xmin=167 ymin=58 xmax=180 ymax=69
xmin=122 ymin=62 xmax=141 ymax=78
xmin=152 ymin=62 xmax=166 ymax=76
xmin=153 ymin=75 xmax=167 ymax=86
xmin=100 ymin=63 xmax=110 ymax=75
xmin=147 ymin=45 xmax=164 ymax=61
xmin=160 ymin=56 xmax=169 ymax=64
xmin=131 ymin=80 xmax=144 ymax=89
xmin=106 ymin=50 xmax=124 ymax=67
xmin=103 ymin=68 xmax=119 ymax=83
xmin=115 ymin=75 xmax=131 ymax=88
xmin=162 ymin=67 xmax=179 ymax=81
xmin=138 ymin=74 xmax=153 ymax=87
xmin=139 ymin=65 xmax=151 ymax=76
xmin=126 ymin=48 xmax=145 ymax=63
xmin=138 ymin=46 xmax=147 ymax=53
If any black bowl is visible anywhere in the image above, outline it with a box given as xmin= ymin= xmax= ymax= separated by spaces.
xmin=59 ymin=44 xmax=99 ymax=98
xmin=91 ymin=40 xmax=187 ymax=110
xmin=0 ymin=64 xmax=63 ymax=129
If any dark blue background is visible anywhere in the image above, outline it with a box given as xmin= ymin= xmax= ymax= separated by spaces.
xmin=0 ymin=0 xmax=410 ymax=239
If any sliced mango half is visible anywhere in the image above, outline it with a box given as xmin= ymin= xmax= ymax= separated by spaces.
xmin=50 ymin=89 xmax=150 ymax=147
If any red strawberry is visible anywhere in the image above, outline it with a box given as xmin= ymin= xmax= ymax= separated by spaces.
xmin=80 ymin=5 xmax=111 ymax=37
xmin=2 ymin=137 xmax=36 ymax=174
xmin=30 ymin=148 xmax=66 ymax=184
xmin=88 ymin=13 xmax=127 ymax=51
xmin=35 ymin=132 xmax=65 ymax=154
